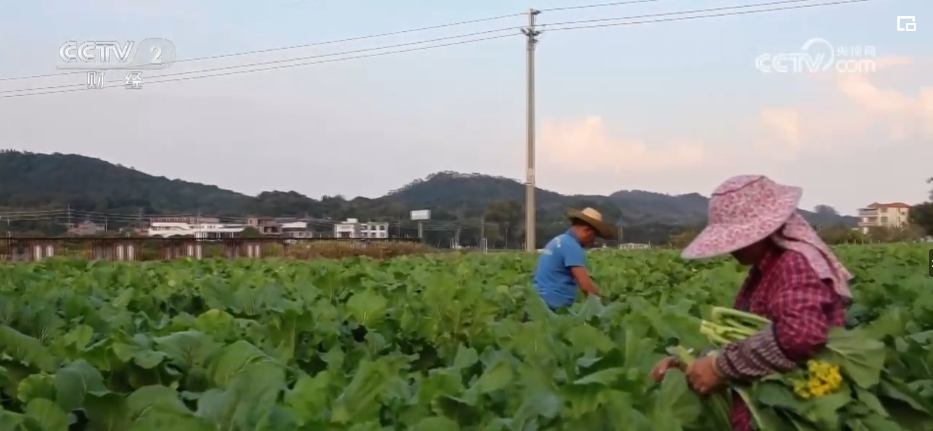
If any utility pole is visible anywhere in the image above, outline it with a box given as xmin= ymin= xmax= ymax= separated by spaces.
xmin=66 ymin=204 xmax=72 ymax=227
xmin=617 ymin=220 xmax=624 ymax=248
xmin=480 ymin=214 xmax=485 ymax=252
xmin=522 ymin=8 xmax=540 ymax=252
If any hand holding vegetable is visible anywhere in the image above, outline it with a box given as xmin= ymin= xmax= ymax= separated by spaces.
xmin=669 ymin=306 xmax=933 ymax=431
xmin=650 ymin=357 xmax=680 ymax=382
xmin=685 ymin=355 xmax=726 ymax=394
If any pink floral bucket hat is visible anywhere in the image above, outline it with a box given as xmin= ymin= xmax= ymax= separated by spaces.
xmin=682 ymin=175 xmax=803 ymax=259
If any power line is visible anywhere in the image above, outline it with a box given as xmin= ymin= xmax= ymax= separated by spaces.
xmin=0 ymin=12 xmax=526 ymax=83
xmin=0 ymin=0 xmax=873 ymax=100
xmin=0 ymin=27 xmax=522 ymax=95
xmin=0 ymin=33 xmax=518 ymax=99
xmin=544 ymin=0 xmax=871 ymax=31
xmin=540 ymin=0 xmax=663 ymax=12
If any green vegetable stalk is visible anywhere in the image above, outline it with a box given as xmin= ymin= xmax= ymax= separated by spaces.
xmin=697 ymin=308 xmax=771 ymax=430
xmin=683 ymin=306 xmax=932 ymax=431
xmin=674 ymin=346 xmax=732 ymax=430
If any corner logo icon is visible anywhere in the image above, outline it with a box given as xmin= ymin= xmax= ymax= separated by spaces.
xmin=897 ymin=16 xmax=916 ymax=32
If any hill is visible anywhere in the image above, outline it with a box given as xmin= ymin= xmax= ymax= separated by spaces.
xmin=0 ymin=150 xmax=254 ymax=215
xmin=0 ymin=151 xmax=857 ymax=244
xmin=380 ymin=171 xmax=855 ymax=227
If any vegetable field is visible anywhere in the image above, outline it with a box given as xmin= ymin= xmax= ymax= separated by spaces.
xmin=0 ymin=244 xmax=930 ymax=430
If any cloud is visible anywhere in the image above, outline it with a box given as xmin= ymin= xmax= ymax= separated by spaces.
xmin=834 ymin=57 xmax=933 ymax=139
xmin=539 ymin=116 xmax=707 ymax=173
xmin=757 ymin=56 xmax=933 ymax=154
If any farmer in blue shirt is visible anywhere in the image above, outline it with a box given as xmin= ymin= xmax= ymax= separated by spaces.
xmin=533 ymin=207 xmax=618 ymax=311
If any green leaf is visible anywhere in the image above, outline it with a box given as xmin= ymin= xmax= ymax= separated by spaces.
xmin=53 ymin=360 xmax=107 ymax=412
xmin=16 ymin=373 xmax=55 ymax=404
xmin=152 ymin=331 xmax=221 ymax=372
xmin=195 ymin=362 xmax=285 ymax=430
xmin=469 ymin=359 xmax=513 ymax=394
xmin=84 ymin=392 xmax=130 ymax=431
xmin=0 ymin=325 xmax=58 ymax=372
xmin=345 ymin=291 xmax=389 ymax=327
xmin=819 ymin=327 xmax=886 ymax=388
xmin=412 ymin=416 xmax=460 ymax=431
xmin=126 ymin=385 xmax=192 ymax=420
xmin=205 ymin=340 xmax=272 ymax=387
xmin=332 ymin=360 xmax=393 ymax=423
xmin=572 ymin=367 xmax=625 ymax=386
xmin=648 ymin=369 xmax=701 ymax=428
xmin=24 ymin=398 xmax=69 ymax=431
xmin=284 ymin=372 xmax=331 ymax=423
xmin=800 ymin=383 xmax=851 ymax=430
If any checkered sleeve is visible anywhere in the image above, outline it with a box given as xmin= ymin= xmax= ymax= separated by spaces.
xmin=715 ymin=252 xmax=835 ymax=380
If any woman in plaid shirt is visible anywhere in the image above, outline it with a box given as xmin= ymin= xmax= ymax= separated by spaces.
xmin=650 ymin=175 xmax=853 ymax=431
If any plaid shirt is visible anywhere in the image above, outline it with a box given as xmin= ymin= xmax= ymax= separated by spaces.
xmin=714 ymin=248 xmax=845 ymax=431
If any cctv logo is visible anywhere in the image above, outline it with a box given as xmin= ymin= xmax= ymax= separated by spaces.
xmin=897 ymin=16 xmax=916 ymax=32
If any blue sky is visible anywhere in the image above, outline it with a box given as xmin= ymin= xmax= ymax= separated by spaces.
xmin=0 ymin=0 xmax=929 ymax=214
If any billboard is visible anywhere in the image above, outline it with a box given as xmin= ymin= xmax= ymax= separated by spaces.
xmin=410 ymin=210 xmax=431 ymax=221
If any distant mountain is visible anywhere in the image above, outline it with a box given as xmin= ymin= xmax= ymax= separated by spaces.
xmin=0 ymin=151 xmax=857 ymax=244
xmin=380 ymin=171 xmax=857 ymax=227
xmin=0 ymin=150 xmax=254 ymax=215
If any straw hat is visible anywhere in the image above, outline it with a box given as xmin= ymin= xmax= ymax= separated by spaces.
xmin=682 ymin=175 xmax=802 ymax=259
xmin=566 ymin=207 xmax=618 ymax=240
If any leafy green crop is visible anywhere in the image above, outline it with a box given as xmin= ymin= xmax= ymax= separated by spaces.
xmin=0 ymin=244 xmax=929 ymax=431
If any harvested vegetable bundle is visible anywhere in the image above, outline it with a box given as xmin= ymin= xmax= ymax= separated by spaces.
xmin=676 ymin=307 xmax=933 ymax=431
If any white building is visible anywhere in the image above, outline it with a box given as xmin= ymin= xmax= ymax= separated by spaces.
xmin=333 ymin=218 xmax=389 ymax=239
xmin=281 ymin=221 xmax=314 ymax=238
xmin=148 ymin=222 xmax=246 ymax=239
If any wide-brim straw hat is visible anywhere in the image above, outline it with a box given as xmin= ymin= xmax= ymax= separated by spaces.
xmin=566 ymin=207 xmax=618 ymax=240
xmin=682 ymin=175 xmax=802 ymax=259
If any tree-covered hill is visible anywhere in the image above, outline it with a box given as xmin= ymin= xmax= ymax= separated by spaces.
xmin=0 ymin=150 xmax=858 ymax=244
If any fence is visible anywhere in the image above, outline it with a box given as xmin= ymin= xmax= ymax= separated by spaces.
xmin=0 ymin=237 xmax=423 ymax=262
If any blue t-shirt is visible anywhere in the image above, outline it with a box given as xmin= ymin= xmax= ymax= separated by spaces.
xmin=533 ymin=230 xmax=586 ymax=309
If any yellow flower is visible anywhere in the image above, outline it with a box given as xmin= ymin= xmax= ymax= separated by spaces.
xmin=794 ymin=360 xmax=842 ymax=399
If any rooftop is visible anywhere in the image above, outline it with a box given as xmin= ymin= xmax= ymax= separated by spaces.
xmin=860 ymin=202 xmax=912 ymax=210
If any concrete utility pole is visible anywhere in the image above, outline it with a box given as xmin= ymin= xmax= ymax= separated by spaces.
xmin=522 ymin=9 xmax=540 ymax=252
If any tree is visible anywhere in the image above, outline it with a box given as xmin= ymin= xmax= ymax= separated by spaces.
xmin=241 ymin=227 xmax=262 ymax=238
xmin=905 ymin=177 xmax=933 ymax=236
xmin=813 ymin=205 xmax=839 ymax=216
xmin=669 ymin=229 xmax=700 ymax=248
xmin=0 ymin=151 xmax=858 ymax=244
xmin=928 ymin=177 xmax=933 ymax=201
xmin=484 ymin=200 xmax=522 ymax=248
xmin=817 ymin=224 xmax=868 ymax=244
xmin=909 ymin=202 xmax=933 ymax=236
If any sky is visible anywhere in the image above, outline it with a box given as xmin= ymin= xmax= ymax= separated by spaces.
xmin=0 ymin=0 xmax=929 ymax=216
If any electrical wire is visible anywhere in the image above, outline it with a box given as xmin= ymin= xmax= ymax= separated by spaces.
xmin=543 ymin=0 xmax=870 ymax=31
xmin=0 ymin=12 xmax=526 ymax=83
xmin=0 ymin=0 xmax=873 ymax=99
xmin=0 ymin=27 xmax=522 ymax=95
xmin=0 ymin=33 xmax=518 ymax=99
xmin=540 ymin=0 xmax=663 ymax=12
